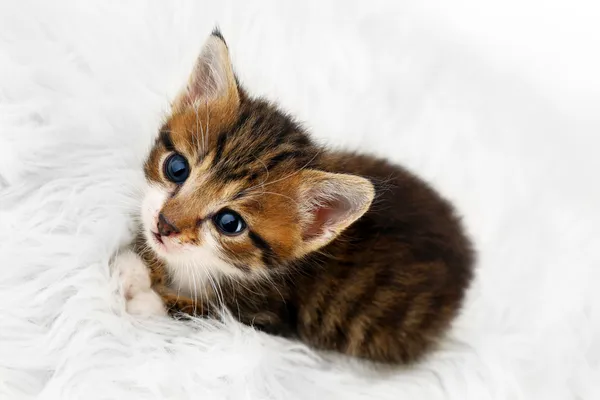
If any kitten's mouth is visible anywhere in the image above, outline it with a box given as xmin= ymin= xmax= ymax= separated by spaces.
xmin=151 ymin=231 xmax=164 ymax=245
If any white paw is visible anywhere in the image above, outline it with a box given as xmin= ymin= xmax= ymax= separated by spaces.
xmin=112 ymin=250 xmax=166 ymax=317
xmin=126 ymin=289 xmax=167 ymax=317
xmin=113 ymin=250 xmax=152 ymax=299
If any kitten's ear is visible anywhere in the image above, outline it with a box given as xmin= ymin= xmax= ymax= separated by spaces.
xmin=172 ymin=30 xmax=240 ymax=113
xmin=296 ymin=170 xmax=375 ymax=255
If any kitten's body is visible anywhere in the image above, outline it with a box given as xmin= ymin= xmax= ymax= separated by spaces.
xmin=119 ymin=31 xmax=474 ymax=364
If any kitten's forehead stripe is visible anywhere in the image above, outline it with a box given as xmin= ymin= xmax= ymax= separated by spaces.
xmin=266 ymin=150 xmax=306 ymax=171
xmin=204 ymin=102 xmax=317 ymax=189
xmin=212 ymin=131 xmax=228 ymax=166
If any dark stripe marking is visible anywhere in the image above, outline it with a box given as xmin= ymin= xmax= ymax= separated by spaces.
xmin=220 ymin=169 xmax=250 ymax=183
xmin=160 ymin=131 xmax=175 ymax=152
xmin=314 ymin=260 xmax=356 ymax=328
xmin=248 ymin=230 xmax=276 ymax=267
xmin=170 ymin=184 xmax=182 ymax=198
xmin=235 ymin=110 xmax=251 ymax=131
xmin=248 ymin=172 xmax=260 ymax=182
xmin=289 ymin=133 xmax=311 ymax=147
xmin=266 ymin=150 xmax=303 ymax=171
xmin=359 ymin=294 xmax=411 ymax=355
xmin=251 ymin=115 xmax=264 ymax=132
xmin=337 ymin=268 xmax=394 ymax=348
xmin=213 ymin=131 xmax=228 ymax=166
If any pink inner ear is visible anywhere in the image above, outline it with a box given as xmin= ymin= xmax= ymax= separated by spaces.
xmin=302 ymin=197 xmax=349 ymax=241
xmin=303 ymin=206 xmax=333 ymax=240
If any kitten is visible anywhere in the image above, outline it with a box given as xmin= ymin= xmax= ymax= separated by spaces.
xmin=115 ymin=29 xmax=474 ymax=364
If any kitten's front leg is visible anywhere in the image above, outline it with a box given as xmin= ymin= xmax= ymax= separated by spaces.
xmin=152 ymin=284 xmax=205 ymax=317
xmin=113 ymin=250 xmax=205 ymax=318
xmin=113 ymin=250 xmax=167 ymax=317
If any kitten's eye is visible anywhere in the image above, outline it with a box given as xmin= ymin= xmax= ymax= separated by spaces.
xmin=164 ymin=153 xmax=190 ymax=184
xmin=213 ymin=209 xmax=246 ymax=235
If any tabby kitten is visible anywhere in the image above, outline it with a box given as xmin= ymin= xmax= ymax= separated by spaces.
xmin=115 ymin=29 xmax=474 ymax=364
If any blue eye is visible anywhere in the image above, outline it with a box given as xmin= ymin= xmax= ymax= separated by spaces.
xmin=213 ymin=209 xmax=246 ymax=235
xmin=164 ymin=153 xmax=189 ymax=184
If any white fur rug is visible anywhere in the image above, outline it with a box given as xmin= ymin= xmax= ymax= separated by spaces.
xmin=1 ymin=1 xmax=599 ymax=399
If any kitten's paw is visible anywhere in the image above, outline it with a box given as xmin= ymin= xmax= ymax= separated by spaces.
xmin=126 ymin=289 xmax=167 ymax=317
xmin=112 ymin=250 xmax=151 ymax=300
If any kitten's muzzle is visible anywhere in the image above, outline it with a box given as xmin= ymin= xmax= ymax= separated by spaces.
xmin=157 ymin=213 xmax=179 ymax=237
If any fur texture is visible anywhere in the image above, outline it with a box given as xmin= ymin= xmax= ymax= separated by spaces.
xmin=1 ymin=0 xmax=599 ymax=399
xmin=124 ymin=32 xmax=474 ymax=364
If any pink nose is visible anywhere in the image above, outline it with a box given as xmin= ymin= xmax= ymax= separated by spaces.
xmin=157 ymin=213 xmax=179 ymax=237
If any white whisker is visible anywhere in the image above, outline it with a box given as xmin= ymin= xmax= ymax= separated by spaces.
xmin=204 ymin=99 xmax=210 ymax=153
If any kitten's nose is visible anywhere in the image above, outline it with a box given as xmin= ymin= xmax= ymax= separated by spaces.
xmin=157 ymin=213 xmax=179 ymax=237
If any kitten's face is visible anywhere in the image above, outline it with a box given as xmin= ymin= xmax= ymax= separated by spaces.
xmin=142 ymin=105 xmax=314 ymax=278
xmin=141 ymin=32 xmax=374 ymax=281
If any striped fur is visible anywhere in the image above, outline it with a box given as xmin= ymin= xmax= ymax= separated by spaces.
xmin=134 ymin=30 xmax=474 ymax=364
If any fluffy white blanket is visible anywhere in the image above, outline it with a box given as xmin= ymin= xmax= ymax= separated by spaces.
xmin=1 ymin=1 xmax=598 ymax=399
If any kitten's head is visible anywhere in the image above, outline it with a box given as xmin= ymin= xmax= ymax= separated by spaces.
xmin=141 ymin=30 xmax=374 ymax=280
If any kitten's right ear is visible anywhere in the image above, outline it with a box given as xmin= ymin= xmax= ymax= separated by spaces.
xmin=172 ymin=29 xmax=240 ymax=113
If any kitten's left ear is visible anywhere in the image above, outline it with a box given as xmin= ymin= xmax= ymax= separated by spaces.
xmin=295 ymin=170 xmax=375 ymax=256
xmin=172 ymin=29 xmax=240 ymax=113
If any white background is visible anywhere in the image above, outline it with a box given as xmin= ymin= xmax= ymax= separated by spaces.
xmin=0 ymin=0 xmax=598 ymax=399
